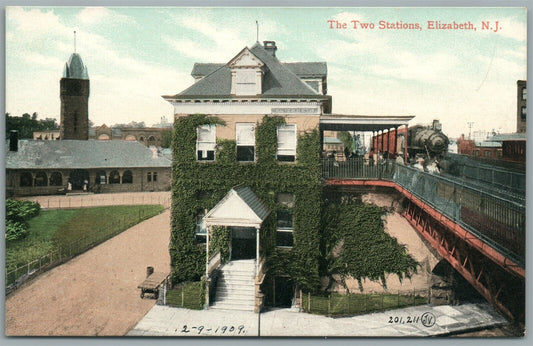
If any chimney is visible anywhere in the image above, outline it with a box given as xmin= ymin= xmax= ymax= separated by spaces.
xmin=9 ymin=130 xmax=18 ymax=152
xmin=263 ymin=41 xmax=277 ymax=57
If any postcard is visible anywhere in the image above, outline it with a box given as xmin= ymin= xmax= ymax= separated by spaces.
xmin=3 ymin=6 xmax=526 ymax=338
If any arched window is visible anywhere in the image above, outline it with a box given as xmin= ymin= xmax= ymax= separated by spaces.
xmin=139 ymin=136 xmax=145 ymax=143
xmin=34 ymin=171 xmax=48 ymax=187
xmin=98 ymin=134 xmax=110 ymax=140
xmin=122 ymin=170 xmax=133 ymax=184
xmin=20 ymin=172 xmax=33 ymax=187
xmin=147 ymin=135 xmax=156 ymax=145
xmin=96 ymin=170 xmax=107 ymax=184
xmin=49 ymin=172 xmax=63 ymax=186
xmin=109 ymin=170 xmax=121 ymax=184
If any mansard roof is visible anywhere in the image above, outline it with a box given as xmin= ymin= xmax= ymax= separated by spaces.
xmin=5 ymin=140 xmax=171 ymax=170
xmin=164 ymin=42 xmax=328 ymax=100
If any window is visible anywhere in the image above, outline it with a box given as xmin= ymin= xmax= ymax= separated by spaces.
xmin=195 ymin=211 xmax=207 ymax=244
xmin=236 ymin=123 xmax=255 ymax=162
xmin=277 ymin=124 xmax=297 ymax=162
xmin=109 ymin=170 xmax=120 ymax=184
xmin=197 ymin=125 xmax=216 ymax=161
xmin=122 ymin=170 xmax=133 ymax=184
xmin=96 ymin=171 xmax=107 ymax=184
xmin=20 ymin=172 xmax=33 ymax=187
xmin=276 ymin=209 xmax=294 ymax=248
xmin=473 ymin=150 xmax=480 ymax=156
xmin=235 ymin=69 xmax=257 ymax=95
xmin=522 ymin=87 xmax=527 ymax=100
xmin=49 ymin=172 xmax=62 ymax=186
xmin=147 ymin=171 xmax=158 ymax=182
xmin=33 ymin=171 xmax=47 ymax=187
xmin=484 ymin=150 xmax=492 ymax=158
xmin=521 ymin=106 xmax=526 ymax=120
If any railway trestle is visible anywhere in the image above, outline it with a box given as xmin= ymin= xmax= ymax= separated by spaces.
xmin=326 ymin=179 xmax=525 ymax=323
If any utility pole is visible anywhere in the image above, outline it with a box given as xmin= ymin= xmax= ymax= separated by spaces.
xmin=467 ymin=122 xmax=474 ymax=140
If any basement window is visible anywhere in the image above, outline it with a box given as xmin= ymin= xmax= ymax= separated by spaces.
xmin=197 ymin=124 xmax=216 ymax=161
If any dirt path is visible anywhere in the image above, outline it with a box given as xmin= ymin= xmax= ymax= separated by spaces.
xmin=20 ymin=191 xmax=171 ymax=209
xmin=5 ymin=209 xmax=171 ymax=336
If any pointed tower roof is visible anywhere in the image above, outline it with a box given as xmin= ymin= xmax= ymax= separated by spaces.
xmin=63 ymin=53 xmax=89 ymax=80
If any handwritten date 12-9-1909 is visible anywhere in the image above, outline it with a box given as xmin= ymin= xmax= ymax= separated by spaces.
xmin=180 ymin=324 xmax=246 ymax=335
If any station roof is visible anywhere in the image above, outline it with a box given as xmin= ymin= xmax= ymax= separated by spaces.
xmin=6 ymin=140 xmax=171 ymax=170
xmin=486 ymin=133 xmax=527 ymax=142
xmin=319 ymin=115 xmax=415 ymax=132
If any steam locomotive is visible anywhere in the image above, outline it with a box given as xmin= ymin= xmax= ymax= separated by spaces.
xmin=372 ymin=120 xmax=449 ymax=161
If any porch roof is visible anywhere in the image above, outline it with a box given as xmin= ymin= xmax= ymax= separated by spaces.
xmin=204 ymin=186 xmax=270 ymax=228
xmin=320 ymin=115 xmax=415 ymax=132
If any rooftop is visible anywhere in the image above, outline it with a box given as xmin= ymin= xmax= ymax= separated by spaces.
xmin=63 ymin=53 xmax=89 ymax=80
xmin=163 ymin=42 xmax=329 ymax=100
xmin=6 ymin=140 xmax=171 ymax=170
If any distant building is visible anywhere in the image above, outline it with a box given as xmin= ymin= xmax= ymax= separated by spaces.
xmin=89 ymin=124 xmax=170 ymax=147
xmin=5 ymin=136 xmax=171 ymax=197
xmin=33 ymin=130 xmax=60 ymax=140
xmin=6 ymin=47 xmax=172 ymax=197
xmin=457 ymin=134 xmax=502 ymax=159
xmin=517 ymin=80 xmax=526 ymax=133
xmin=487 ymin=133 xmax=526 ymax=163
xmin=60 ymin=52 xmax=89 ymax=140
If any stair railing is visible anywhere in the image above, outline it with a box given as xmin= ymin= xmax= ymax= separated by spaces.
xmin=254 ymin=256 xmax=266 ymax=313
xmin=205 ymin=250 xmax=222 ymax=308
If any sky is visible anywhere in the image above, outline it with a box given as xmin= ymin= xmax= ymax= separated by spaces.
xmin=4 ymin=6 xmax=527 ymax=138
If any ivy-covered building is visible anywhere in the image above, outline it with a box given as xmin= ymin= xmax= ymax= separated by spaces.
xmin=163 ymin=41 xmax=332 ymax=311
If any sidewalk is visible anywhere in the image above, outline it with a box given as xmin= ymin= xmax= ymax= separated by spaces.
xmin=127 ymin=302 xmax=508 ymax=337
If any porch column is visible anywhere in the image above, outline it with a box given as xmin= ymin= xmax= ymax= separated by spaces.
xmin=205 ymin=226 xmax=210 ymax=278
xmin=403 ymin=125 xmax=409 ymax=164
xmin=256 ymin=227 xmax=260 ymax=274
xmin=393 ymin=126 xmax=398 ymax=157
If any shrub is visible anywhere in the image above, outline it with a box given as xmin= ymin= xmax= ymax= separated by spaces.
xmin=5 ymin=199 xmax=41 ymax=241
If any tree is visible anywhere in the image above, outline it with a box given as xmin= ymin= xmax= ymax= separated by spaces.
xmin=6 ymin=113 xmax=59 ymax=139
xmin=161 ymin=129 xmax=172 ymax=148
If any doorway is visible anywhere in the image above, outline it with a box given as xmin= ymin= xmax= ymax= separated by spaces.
xmin=69 ymin=169 xmax=89 ymax=190
xmin=230 ymin=227 xmax=256 ymax=260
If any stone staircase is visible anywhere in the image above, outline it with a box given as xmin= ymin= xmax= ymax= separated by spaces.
xmin=211 ymin=259 xmax=256 ymax=311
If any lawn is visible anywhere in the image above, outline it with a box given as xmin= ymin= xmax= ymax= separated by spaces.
xmin=5 ymin=204 xmax=165 ymax=286
xmin=302 ymin=292 xmax=428 ymax=317
xmin=166 ymin=281 xmax=205 ymax=310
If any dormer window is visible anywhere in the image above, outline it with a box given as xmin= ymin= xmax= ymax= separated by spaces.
xmin=229 ymin=48 xmax=264 ymax=96
xmin=235 ymin=69 xmax=258 ymax=95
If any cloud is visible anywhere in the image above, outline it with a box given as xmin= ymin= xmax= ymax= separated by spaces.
xmin=76 ymin=7 xmax=135 ymax=26
xmin=368 ymin=51 xmax=460 ymax=83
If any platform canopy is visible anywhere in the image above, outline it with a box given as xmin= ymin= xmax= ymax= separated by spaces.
xmin=319 ymin=115 xmax=415 ymax=132
xmin=204 ymin=186 xmax=270 ymax=228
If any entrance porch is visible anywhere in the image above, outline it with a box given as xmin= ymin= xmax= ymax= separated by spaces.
xmin=203 ymin=186 xmax=270 ymax=312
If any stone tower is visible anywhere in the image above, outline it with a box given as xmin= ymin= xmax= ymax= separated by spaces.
xmin=60 ymin=53 xmax=89 ymax=140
